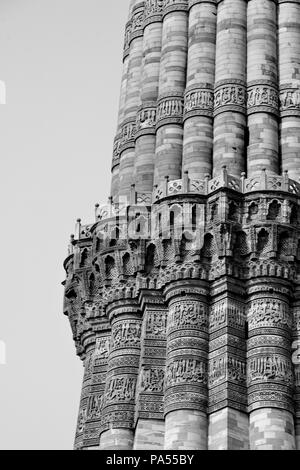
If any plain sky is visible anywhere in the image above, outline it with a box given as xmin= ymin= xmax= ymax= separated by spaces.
xmin=0 ymin=0 xmax=130 ymax=450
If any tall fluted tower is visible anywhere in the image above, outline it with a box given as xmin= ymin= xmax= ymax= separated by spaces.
xmin=63 ymin=0 xmax=300 ymax=450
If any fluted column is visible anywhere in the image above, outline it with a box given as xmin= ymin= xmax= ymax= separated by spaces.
xmin=111 ymin=2 xmax=136 ymax=201
xmin=154 ymin=0 xmax=188 ymax=185
xmin=213 ymin=0 xmax=247 ymax=178
xmin=293 ymin=286 xmax=300 ymax=449
xmin=183 ymin=0 xmax=217 ymax=180
xmin=208 ymin=279 xmax=249 ymax=450
xmin=278 ymin=0 xmax=300 ymax=181
xmin=134 ymin=292 xmax=167 ymax=450
xmin=119 ymin=2 xmax=145 ymax=200
xmin=134 ymin=1 xmax=163 ymax=194
xmin=247 ymin=0 xmax=279 ymax=176
xmin=111 ymin=56 xmax=129 ymax=201
xmin=74 ymin=350 xmax=95 ymax=450
xmin=99 ymin=301 xmax=142 ymax=450
xmin=164 ymin=281 xmax=209 ymax=450
xmin=83 ymin=331 xmax=111 ymax=449
xmin=247 ymin=279 xmax=296 ymax=450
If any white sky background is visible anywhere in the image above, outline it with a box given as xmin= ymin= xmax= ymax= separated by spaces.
xmin=0 ymin=0 xmax=130 ymax=450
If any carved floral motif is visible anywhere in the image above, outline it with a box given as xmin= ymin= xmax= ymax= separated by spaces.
xmin=145 ymin=0 xmax=164 ymax=17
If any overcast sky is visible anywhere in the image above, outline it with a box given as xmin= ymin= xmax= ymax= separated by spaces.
xmin=0 ymin=0 xmax=129 ymax=450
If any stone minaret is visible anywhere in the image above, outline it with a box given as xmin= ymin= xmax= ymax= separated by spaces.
xmin=63 ymin=0 xmax=300 ymax=451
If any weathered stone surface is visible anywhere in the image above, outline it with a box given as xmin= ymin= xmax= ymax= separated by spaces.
xmin=64 ymin=0 xmax=300 ymax=451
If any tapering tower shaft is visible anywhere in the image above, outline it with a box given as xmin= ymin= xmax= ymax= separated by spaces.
xmin=65 ymin=0 xmax=300 ymax=452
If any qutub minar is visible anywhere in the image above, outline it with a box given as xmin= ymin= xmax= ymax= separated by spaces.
xmin=63 ymin=0 xmax=300 ymax=450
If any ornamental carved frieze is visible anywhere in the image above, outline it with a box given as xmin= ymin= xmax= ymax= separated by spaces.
xmin=104 ymin=376 xmax=136 ymax=404
xmin=280 ymin=87 xmax=300 ymax=117
xmin=76 ymin=408 xmax=87 ymax=436
xmin=84 ymin=301 xmax=98 ymax=318
xmin=139 ymin=367 xmax=165 ymax=393
xmin=123 ymin=22 xmax=132 ymax=56
xmin=87 ymin=394 xmax=103 ymax=420
xmin=111 ymin=321 xmax=142 ymax=350
xmin=119 ymin=120 xmax=137 ymax=152
xmin=184 ymin=87 xmax=214 ymax=119
xmin=124 ymin=5 xmax=145 ymax=54
xmin=248 ymin=335 xmax=291 ymax=352
xmin=132 ymin=10 xmax=144 ymax=32
xmin=145 ymin=0 xmax=164 ymax=15
xmin=100 ymin=410 xmax=134 ymax=431
xmin=248 ymin=387 xmax=294 ymax=412
xmin=144 ymin=0 xmax=164 ymax=25
xmin=94 ymin=337 xmax=110 ymax=360
xmin=293 ymin=309 xmax=300 ymax=335
xmin=210 ymin=299 xmax=246 ymax=332
xmin=138 ymin=399 xmax=164 ymax=415
xmin=136 ymin=105 xmax=157 ymax=136
xmin=209 ymin=355 xmax=246 ymax=387
xmin=156 ymin=96 xmax=184 ymax=128
xmin=146 ymin=311 xmax=167 ymax=338
xmin=112 ymin=135 xmax=121 ymax=168
xmin=168 ymin=301 xmax=209 ymax=332
xmin=247 ymin=355 xmax=294 ymax=387
xmin=248 ymin=298 xmax=292 ymax=330
xmin=247 ymin=83 xmax=279 ymax=115
xmin=214 ymin=82 xmax=246 ymax=116
xmin=166 ymin=359 xmax=207 ymax=386
xmin=163 ymin=0 xmax=188 ymax=16
xmin=164 ymin=391 xmax=207 ymax=414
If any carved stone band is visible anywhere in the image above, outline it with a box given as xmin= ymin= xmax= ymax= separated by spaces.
xmin=123 ymin=22 xmax=132 ymax=59
xmin=123 ymin=7 xmax=145 ymax=58
xmin=112 ymin=135 xmax=121 ymax=169
xmin=247 ymin=83 xmax=279 ymax=116
xmin=135 ymin=104 xmax=157 ymax=138
xmin=144 ymin=0 xmax=164 ymax=26
xmin=156 ymin=96 xmax=184 ymax=129
xmin=184 ymin=87 xmax=214 ymax=120
xmin=119 ymin=120 xmax=137 ymax=153
xmin=214 ymin=83 xmax=247 ymax=116
xmin=280 ymin=87 xmax=300 ymax=117
xmin=248 ymin=389 xmax=294 ymax=414
xmin=163 ymin=0 xmax=189 ymax=17
xmin=131 ymin=6 xmax=145 ymax=41
xmin=209 ymin=355 xmax=246 ymax=388
xmin=100 ymin=315 xmax=142 ymax=431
